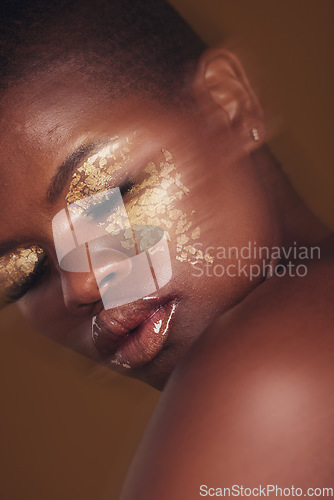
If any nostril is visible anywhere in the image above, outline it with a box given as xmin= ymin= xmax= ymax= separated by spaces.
xmin=60 ymin=268 xmax=103 ymax=315
xmin=98 ymin=272 xmax=116 ymax=289
xmin=63 ymin=290 xmax=103 ymax=316
xmin=76 ymin=299 xmax=101 ymax=313
xmin=89 ymin=242 xmax=133 ymax=295
xmin=95 ymin=256 xmax=133 ymax=300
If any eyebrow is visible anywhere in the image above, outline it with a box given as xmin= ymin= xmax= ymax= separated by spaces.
xmin=46 ymin=141 xmax=103 ymax=204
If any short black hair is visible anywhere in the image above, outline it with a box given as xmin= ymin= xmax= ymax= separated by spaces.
xmin=0 ymin=0 xmax=207 ymax=103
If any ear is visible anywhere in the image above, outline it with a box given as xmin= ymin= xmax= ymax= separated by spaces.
xmin=193 ymin=48 xmax=266 ymax=153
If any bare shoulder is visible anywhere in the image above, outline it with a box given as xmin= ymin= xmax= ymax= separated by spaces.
xmin=121 ymin=240 xmax=334 ymax=500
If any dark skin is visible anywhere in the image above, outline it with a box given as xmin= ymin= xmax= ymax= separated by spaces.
xmin=0 ymin=47 xmax=333 ymax=495
xmin=121 ymin=247 xmax=334 ymax=499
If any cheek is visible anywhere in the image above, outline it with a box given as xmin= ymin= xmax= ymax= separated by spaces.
xmin=18 ymin=278 xmax=95 ymax=357
xmin=18 ymin=284 xmax=66 ymax=340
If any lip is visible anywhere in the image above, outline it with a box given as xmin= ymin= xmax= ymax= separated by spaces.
xmin=92 ymin=297 xmax=177 ymax=369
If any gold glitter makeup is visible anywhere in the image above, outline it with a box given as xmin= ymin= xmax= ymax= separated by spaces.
xmin=66 ymin=137 xmax=131 ymax=205
xmin=123 ymin=150 xmax=213 ymax=264
xmin=0 ymin=245 xmax=46 ymax=307
xmin=1 ymin=141 xmax=213 ymax=307
xmin=65 ymin=141 xmax=213 ymax=266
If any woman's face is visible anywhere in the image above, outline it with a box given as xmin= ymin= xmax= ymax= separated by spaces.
xmin=0 ymin=60 xmax=271 ymax=388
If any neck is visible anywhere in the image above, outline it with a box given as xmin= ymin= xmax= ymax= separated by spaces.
xmin=254 ymin=145 xmax=331 ymax=248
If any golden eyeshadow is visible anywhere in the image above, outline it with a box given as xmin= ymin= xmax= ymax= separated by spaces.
xmin=0 ymin=245 xmax=45 ymax=307
xmin=65 ymin=138 xmax=131 ymax=205
xmin=65 ymin=142 xmax=213 ymax=266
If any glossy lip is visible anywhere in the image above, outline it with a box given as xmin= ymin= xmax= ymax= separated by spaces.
xmin=92 ymin=297 xmax=177 ymax=369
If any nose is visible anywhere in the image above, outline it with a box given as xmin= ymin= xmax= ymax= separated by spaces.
xmin=52 ymin=197 xmax=134 ymax=315
xmin=59 ymin=245 xmax=133 ymax=315
xmin=52 ymin=193 xmax=172 ymax=314
xmin=60 ymin=268 xmax=101 ymax=315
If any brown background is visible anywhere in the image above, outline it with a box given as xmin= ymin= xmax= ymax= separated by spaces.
xmin=0 ymin=1 xmax=333 ymax=499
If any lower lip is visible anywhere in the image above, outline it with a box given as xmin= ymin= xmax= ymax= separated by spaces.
xmin=108 ymin=300 xmax=177 ymax=369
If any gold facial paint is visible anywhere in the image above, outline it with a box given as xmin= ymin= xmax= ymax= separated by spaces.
xmin=65 ymin=140 xmax=213 ymax=266
xmin=65 ymin=137 xmax=129 ymax=205
xmin=1 ymin=141 xmax=213 ymax=307
xmin=121 ymin=149 xmax=213 ymax=265
xmin=0 ymin=245 xmax=45 ymax=307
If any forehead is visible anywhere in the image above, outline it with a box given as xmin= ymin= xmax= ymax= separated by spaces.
xmin=0 ymin=65 xmax=104 ymax=236
xmin=1 ymin=62 xmax=124 ymax=152
xmin=0 ymin=60 xmax=176 ymax=166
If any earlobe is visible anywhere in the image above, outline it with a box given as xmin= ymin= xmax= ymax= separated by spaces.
xmin=193 ymin=48 xmax=266 ymax=152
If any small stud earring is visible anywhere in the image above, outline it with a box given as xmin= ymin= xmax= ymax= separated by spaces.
xmin=251 ymin=128 xmax=260 ymax=142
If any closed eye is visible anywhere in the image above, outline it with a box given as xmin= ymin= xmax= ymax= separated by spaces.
xmin=85 ymin=178 xmax=135 ymax=221
xmin=7 ymin=254 xmax=49 ymax=302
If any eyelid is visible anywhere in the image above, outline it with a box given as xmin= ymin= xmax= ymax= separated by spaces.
xmin=5 ymin=252 xmax=48 ymax=303
xmin=65 ymin=144 xmax=137 ymax=206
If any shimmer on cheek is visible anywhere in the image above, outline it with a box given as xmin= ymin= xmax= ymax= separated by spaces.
xmin=0 ymin=245 xmax=45 ymax=306
xmin=122 ymin=149 xmax=213 ymax=265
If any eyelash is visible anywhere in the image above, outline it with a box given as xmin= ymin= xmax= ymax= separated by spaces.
xmin=10 ymin=177 xmax=135 ymax=302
